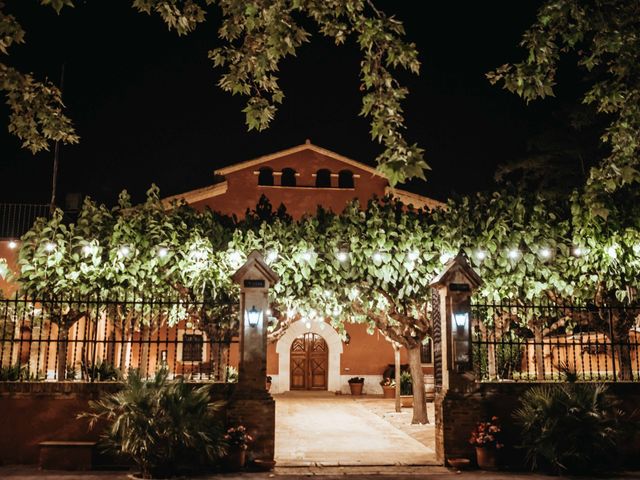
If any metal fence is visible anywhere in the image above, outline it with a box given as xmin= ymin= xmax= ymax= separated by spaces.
xmin=471 ymin=300 xmax=640 ymax=382
xmin=0 ymin=204 xmax=51 ymax=239
xmin=0 ymin=296 xmax=237 ymax=382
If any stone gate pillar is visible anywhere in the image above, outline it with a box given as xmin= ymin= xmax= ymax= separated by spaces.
xmin=429 ymin=252 xmax=482 ymax=465
xmin=228 ymin=250 xmax=279 ymax=463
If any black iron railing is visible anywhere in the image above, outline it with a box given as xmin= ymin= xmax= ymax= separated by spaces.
xmin=471 ymin=299 xmax=640 ymax=382
xmin=0 ymin=204 xmax=50 ymax=239
xmin=0 ymin=296 xmax=236 ymax=382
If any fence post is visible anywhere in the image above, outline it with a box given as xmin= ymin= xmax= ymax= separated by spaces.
xmin=228 ymin=250 xmax=279 ymax=464
xmin=429 ymin=253 xmax=482 ymax=465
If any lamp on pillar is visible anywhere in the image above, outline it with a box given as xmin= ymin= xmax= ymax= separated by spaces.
xmin=229 ymin=250 xmax=279 ymax=465
xmin=452 ymin=308 xmax=471 ymax=371
xmin=247 ymin=305 xmax=262 ymax=328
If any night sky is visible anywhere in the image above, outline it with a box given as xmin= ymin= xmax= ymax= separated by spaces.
xmin=0 ymin=1 xmax=580 ymax=206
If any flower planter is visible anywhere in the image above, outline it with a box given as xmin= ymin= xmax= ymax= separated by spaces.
xmin=400 ymin=394 xmax=413 ymax=407
xmin=349 ymin=382 xmax=364 ymax=395
xmin=223 ymin=448 xmax=246 ymax=471
xmin=475 ymin=446 xmax=497 ymax=470
xmin=381 ymin=385 xmax=395 ymax=398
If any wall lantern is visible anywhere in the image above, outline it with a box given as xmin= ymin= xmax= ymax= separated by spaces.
xmin=451 ymin=307 xmax=471 ymax=370
xmin=247 ymin=305 xmax=262 ymax=328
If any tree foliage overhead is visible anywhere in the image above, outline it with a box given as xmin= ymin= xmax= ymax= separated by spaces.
xmin=1 ymin=0 xmax=425 ymax=184
xmin=487 ymin=0 xmax=640 ymax=213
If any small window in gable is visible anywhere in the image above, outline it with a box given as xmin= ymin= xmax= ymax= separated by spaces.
xmin=258 ymin=167 xmax=274 ymax=186
xmin=182 ymin=334 xmax=204 ymax=362
xmin=338 ymin=170 xmax=354 ymax=188
xmin=315 ymin=169 xmax=331 ymax=188
xmin=281 ymin=168 xmax=297 ymax=187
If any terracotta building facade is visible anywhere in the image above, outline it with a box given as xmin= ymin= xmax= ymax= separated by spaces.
xmin=164 ymin=141 xmax=441 ymax=394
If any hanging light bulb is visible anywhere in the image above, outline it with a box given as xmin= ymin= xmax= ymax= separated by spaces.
xmin=572 ymin=246 xmax=584 ymax=257
xmin=157 ymin=247 xmax=168 ymax=258
xmin=82 ymin=245 xmax=94 ymax=256
xmin=336 ymin=251 xmax=349 ymax=262
xmin=118 ymin=245 xmax=130 ymax=257
xmin=475 ymin=249 xmax=487 ymax=261
xmin=439 ymin=252 xmax=453 ymax=264
xmin=372 ymin=251 xmax=383 ymax=263
xmin=539 ymin=247 xmax=552 ymax=259
xmin=305 ymin=321 xmax=312 ymax=329
xmin=508 ymin=249 xmax=520 ymax=260
xmin=44 ymin=242 xmax=56 ymax=252
xmin=266 ymin=250 xmax=278 ymax=263
xmin=8 ymin=240 xmax=17 ymax=250
xmin=228 ymin=250 xmax=242 ymax=264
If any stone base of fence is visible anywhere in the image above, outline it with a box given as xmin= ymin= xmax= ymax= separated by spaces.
xmin=0 ymin=381 xmax=236 ymax=466
xmin=227 ymin=387 xmax=275 ymax=463
xmin=436 ymin=382 xmax=640 ymax=469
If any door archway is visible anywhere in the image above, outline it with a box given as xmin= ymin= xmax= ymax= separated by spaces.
xmin=290 ymin=333 xmax=328 ymax=390
xmin=275 ymin=320 xmax=343 ymax=393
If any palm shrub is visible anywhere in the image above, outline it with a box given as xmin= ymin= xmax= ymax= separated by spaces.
xmin=514 ymin=381 xmax=629 ymax=474
xmin=81 ymin=369 xmax=227 ymax=478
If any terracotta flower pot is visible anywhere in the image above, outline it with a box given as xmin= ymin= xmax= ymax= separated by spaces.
xmin=382 ymin=385 xmax=395 ymax=398
xmin=475 ymin=446 xmax=497 ymax=470
xmin=224 ymin=448 xmax=246 ymax=471
xmin=400 ymin=395 xmax=413 ymax=407
xmin=349 ymin=382 xmax=364 ymax=395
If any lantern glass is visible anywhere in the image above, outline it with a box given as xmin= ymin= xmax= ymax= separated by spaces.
xmin=247 ymin=305 xmax=262 ymax=328
xmin=453 ymin=312 xmax=469 ymax=329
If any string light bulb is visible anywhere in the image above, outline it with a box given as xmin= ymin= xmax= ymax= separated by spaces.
xmin=508 ymin=249 xmax=520 ymax=260
xmin=539 ymin=247 xmax=552 ymax=259
xmin=82 ymin=245 xmax=94 ymax=256
xmin=266 ymin=250 xmax=278 ymax=263
xmin=606 ymin=245 xmax=618 ymax=259
xmin=44 ymin=242 xmax=56 ymax=252
xmin=336 ymin=251 xmax=349 ymax=262
xmin=118 ymin=245 xmax=130 ymax=257
xmin=372 ymin=251 xmax=383 ymax=263
xmin=157 ymin=247 xmax=168 ymax=258
xmin=439 ymin=252 xmax=453 ymax=264
xmin=475 ymin=250 xmax=487 ymax=261
xmin=8 ymin=240 xmax=17 ymax=250
xmin=572 ymin=246 xmax=584 ymax=257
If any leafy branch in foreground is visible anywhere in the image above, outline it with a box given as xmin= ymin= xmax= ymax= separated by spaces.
xmin=2 ymin=1 xmax=426 ymax=184
xmin=487 ymin=0 xmax=640 ymax=212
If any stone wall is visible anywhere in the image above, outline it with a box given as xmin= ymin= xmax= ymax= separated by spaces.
xmin=0 ymin=381 xmax=239 ymax=465
xmin=436 ymin=382 xmax=640 ymax=469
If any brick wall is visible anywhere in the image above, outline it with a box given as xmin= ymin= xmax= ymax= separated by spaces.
xmin=436 ymin=382 xmax=640 ymax=469
xmin=0 ymin=382 xmax=240 ymax=465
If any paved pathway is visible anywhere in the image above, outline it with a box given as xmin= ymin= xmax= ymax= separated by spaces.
xmin=274 ymin=392 xmax=437 ymax=466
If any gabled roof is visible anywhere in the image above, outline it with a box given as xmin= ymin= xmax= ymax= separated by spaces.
xmin=214 ymin=141 xmax=383 ymax=178
xmin=162 ymin=181 xmax=228 ymax=207
xmin=430 ymin=253 xmax=482 ymax=290
xmin=231 ymin=250 xmax=279 ymax=285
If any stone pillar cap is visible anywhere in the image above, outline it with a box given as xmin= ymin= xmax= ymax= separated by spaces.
xmin=429 ymin=252 xmax=482 ymax=290
xmin=231 ymin=250 xmax=280 ymax=285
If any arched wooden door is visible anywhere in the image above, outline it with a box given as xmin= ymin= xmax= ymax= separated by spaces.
xmin=290 ymin=333 xmax=328 ymax=390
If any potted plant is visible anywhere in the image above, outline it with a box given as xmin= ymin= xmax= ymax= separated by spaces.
xmin=348 ymin=376 xmax=364 ymax=395
xmin=399 ymin=371 xmax=413 ymax=407
xmin=223 ymin=425 xmax=253 ymax=470
xmin=469 ymin=416 xmax=504 ymax=470
xmin=265 ymin=375 xmax=272 ymax=391
xmin=379 ymin=377 xmax=396 ymax=398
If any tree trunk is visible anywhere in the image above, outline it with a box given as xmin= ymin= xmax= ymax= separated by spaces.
xmin=615 ymin=334 xmax=633 ymax=381
xmin=56 ymin=325 xmax=69 ymax=381
xmin=533 ymin=326 xmax=544 ymax=381
xmin=393 ymin=343 xmax=401 ymax=413
xmin=408 ymin=345 xmax=429 ymax=424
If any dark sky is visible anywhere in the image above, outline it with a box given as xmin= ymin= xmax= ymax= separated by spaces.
xmin=0 ymin=1 xmax=575 ymax=206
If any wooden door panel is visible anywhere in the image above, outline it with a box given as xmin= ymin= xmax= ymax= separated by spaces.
xmin=290 ymin=332 xmax=328 ymax=390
